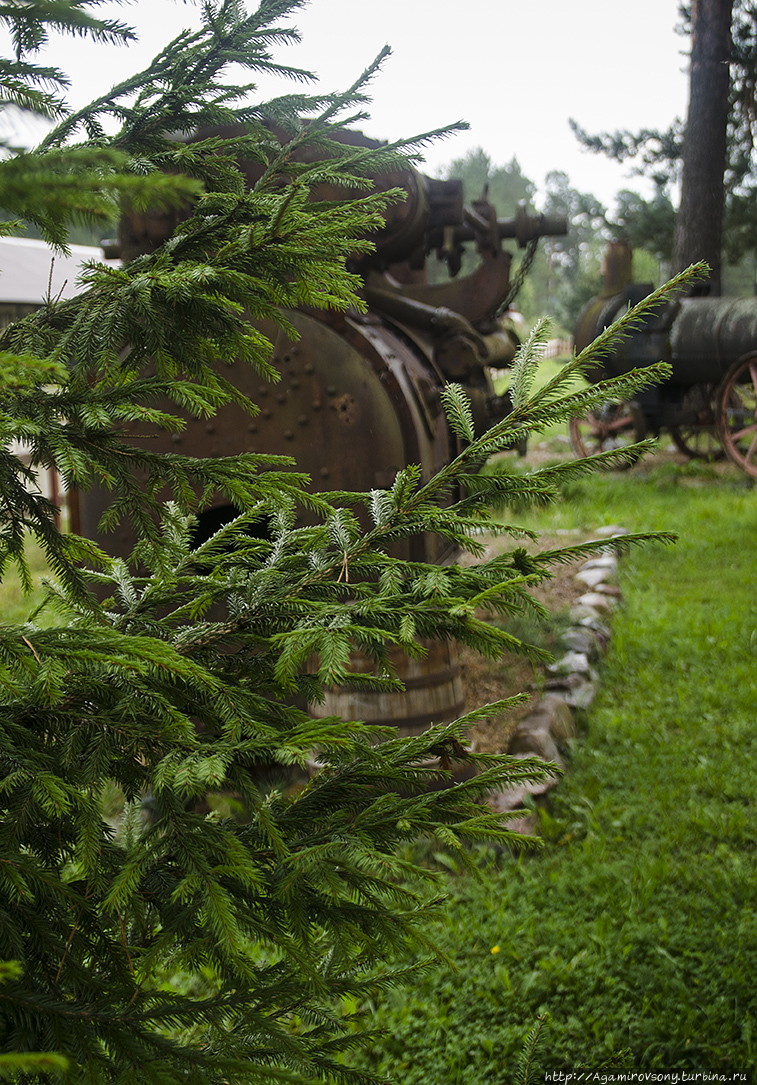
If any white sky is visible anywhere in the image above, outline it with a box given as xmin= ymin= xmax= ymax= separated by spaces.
xmin=24 ymin=0 xmax=690 ymax=210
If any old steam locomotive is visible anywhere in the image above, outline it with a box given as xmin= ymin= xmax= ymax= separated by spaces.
xmin=572 ymin=240 xmax=757 ymax=478
xmin=76 ymin=129 xmax=568 ymax=731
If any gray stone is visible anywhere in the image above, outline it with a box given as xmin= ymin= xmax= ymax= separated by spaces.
xmin=570 ymin=603 xmax=602 ymax=622
xmin=594 ymin=583 xmax=621 ymax=596
xmin=575 ymin=591 xmax=616 ymax=612
xmin=578 ymin=615 xmax=611 ymax=637
xmin=485 ymin=791 xmax=539 ymax=835
xmin=539 ymin=694 xmax=576 ymax=742
xmin=548 ymin=650 xmax=591 ymax=676
xmin=574 ymin=566 xmax=609 ymax=589
xmin=580 ymin=554 xmax=619 ymax=572
xmin=494 ymin=750 xmax=561 ymax=800
xmin=577 ymin=621 xmax=610 ymax=654
xmin=544 ymin=672 xmax=588 ymax=691
xmin=561 ymin=629 xmax=596 ymax=655
xmin=592 ymin=525 xmax=628 ymax=538
xmin=487 ymin=782 xmax=536 ymax=811
xmin=507 ymin=812 xmax=540 ymax=836
xmin=507 ymin=725 xmax=565 ymax=767
xmin=515 ymin=693 xmax=576 ymax=743
xmin=560 ymin=678 xmax=597 ymax=710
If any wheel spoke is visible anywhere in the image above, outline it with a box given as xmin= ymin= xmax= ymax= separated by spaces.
xmin=569 ymin=401 xmax=645 ymax=468
xmin=749 ymin=362 xmax=757 ymax=394
xmin=670 ymin=386 xmax=725 ymax=461
xmin=746 ymin=429 xmax=757 ymax=466
xmin=730 ymin=421 xmax=757 ymax=441
xmin=606 ymin=415 xmax=633 ymax=434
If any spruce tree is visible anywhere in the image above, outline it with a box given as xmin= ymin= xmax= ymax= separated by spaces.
xmin=0 ymin=2 xmax=696 ymax=1081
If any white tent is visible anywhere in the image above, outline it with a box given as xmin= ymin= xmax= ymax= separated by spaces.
xmin=0 ymin=235 xmax=105 ymax=304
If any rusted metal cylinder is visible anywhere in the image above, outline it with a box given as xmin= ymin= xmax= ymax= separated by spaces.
xmin=669 ymin=297 xmax=757 ymax=384
xmin=77 ymin=307 xmax=459 ymax=565
xmin=577 ymin=292 xmax=757 ymax=388
xmin=309 ymin=638 xmax=465 ymax=737
xmin=576 ymin=239 xmax=757 ymax=388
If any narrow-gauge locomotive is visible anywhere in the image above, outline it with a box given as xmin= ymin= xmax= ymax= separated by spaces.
xmin=572 ymin=240 xmax=757 ymax=477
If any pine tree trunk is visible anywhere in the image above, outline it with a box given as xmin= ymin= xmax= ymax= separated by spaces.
xmin=672 ymin=0 xmax=734 ymax=294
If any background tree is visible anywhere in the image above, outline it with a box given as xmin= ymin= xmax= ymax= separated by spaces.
xmin=672 ymin=0 xmax=734 ymax=292
xmin=443 ymin=147 xmax=535 ymax=213
xmin=434 ymin=150 xmax=607 ymax=331
xmin=538 ymin=170 xmax=609 ymax=328
xmin=612 ymin=184 xmax=677 ymax=268
xmin=0 ymin=2 xmax=684 ymax=1082
xmin=572 ymin=0 xmax=757 ymax=294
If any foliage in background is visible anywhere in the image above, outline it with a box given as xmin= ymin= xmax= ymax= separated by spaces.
xmin=434 ymin=149 xmax=610 ymax=331
xmin=537 ymin=170 xmax=608 ymax=329
xmin=441 ymin=147 xmax=536 ymax=218
xmin=352 ymin=457 xmax=757 ymax=1082
xmin=0 ymin=2 xmax=704 ymax=1083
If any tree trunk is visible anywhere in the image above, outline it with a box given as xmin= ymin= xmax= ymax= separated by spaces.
xmin=672 ymin=0 xmax=734 ymax=294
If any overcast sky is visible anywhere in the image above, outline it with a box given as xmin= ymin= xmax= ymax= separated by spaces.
xmin=26 ymin=0 xmax=690 ymax=210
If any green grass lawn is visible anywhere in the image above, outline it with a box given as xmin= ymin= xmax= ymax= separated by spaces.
xmin=0 ymin=540 xmax=52 ymax=625
xmin=353 ymin=455 xmax=757 ymax=1082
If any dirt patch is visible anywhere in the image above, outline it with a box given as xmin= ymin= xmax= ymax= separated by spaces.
xmin=461 ymin=649 xmax=536 ymax=753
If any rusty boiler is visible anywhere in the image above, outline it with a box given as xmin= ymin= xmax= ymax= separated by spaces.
xmin=79 ymin=129 xmax=568 ymax=731
xmin=573 ymin=241 xmax=757 ymax=476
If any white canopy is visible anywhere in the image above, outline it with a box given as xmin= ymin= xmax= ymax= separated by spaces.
xmin=0 ymin=235 xmax=105 ymax=304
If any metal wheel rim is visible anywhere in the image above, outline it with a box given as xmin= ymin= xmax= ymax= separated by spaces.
xmin=669 ymin=384 xmax=724 ymax=461
xmin=568 ymin=401 xmax=645 ymax=469
xmin=716 ymin=354 xmax=757 ymax=479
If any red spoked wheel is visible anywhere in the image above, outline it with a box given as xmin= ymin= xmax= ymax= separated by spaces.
xmin=716 ymin=354 xmax=757 ymax=479
xmin=669 ymin=385 xmax=725 ymax=461
xmin=568 ymin=401 xmax=646 ymax=468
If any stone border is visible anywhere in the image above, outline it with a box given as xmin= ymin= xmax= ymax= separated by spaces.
xmin=487 ymin=527 xmax=627 ymax=833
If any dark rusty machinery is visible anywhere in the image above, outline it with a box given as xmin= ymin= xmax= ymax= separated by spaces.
xmin=76 ymin=129 xmax=568 ymax=731
xmin=572 ymin=240 xmax=757 ymax=477
xmin=84 ymin=129 xmax=567 ymax=562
